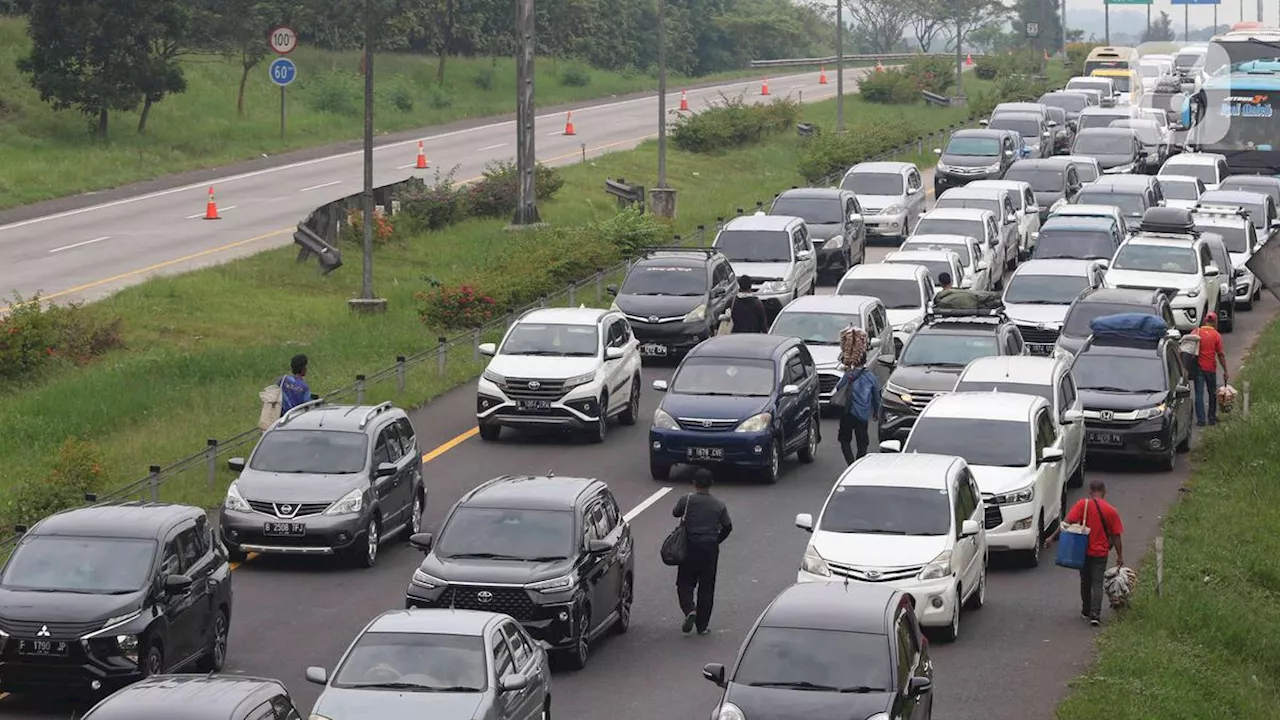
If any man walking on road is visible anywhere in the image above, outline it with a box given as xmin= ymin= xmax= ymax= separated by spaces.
xmin=1051 ymin=480 xmax=1125 ymax=626
xmin=833 ymin=329 xmax=881 ymax=464
xmin=673 ymin=475 xmax=733 ymax=635
xmin=279 ymin=354 xmax=312 ymax=413
xmin=730 ymin=276 xmax=769 ymax=333
xmin=1193 ymin=312 xmax=1228 ymax=426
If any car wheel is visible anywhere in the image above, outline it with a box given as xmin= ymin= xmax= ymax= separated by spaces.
xmin=1158 ymin=441 xmax=1176 ymax=471
xmin=1254 ymin=286 xmax=1263 ymax=302
xmin=478 ymin=423 xmax=501 ymax=441
xmin=649 ymin=460 xmax=671 ymax=481
xmin=1221 ymin=307 xmax=1235 ymax=333
xmin=1022 ymin=514 xmax=1043 ymax=568
xmin=196 ymin=608 xmax=229 ymax=672
xmin=356 ymin=516 xmax=380 ymax=568
xmin=562 ymin=605 xmax=590 ymax=671
xmin=965 ymin=563 xmax=986 ymax=610
xmin=402 ymin=491 xmax=423 ymax=540
xmin=543 ymin=700 xmax=551 ymax=720
xmin=619 ymin=377 xmax=641 ymax=426
xmin=939 ymin=589 xmax=961 ymax=642
xmin=797 ymin=419 xmax=818 ymax=464
xmin=615 ymin=574 xmax=633 ymax=634
xmin=588 ymin=394 xmax=608 ymax=444
xmin=761 ymin=438 xmax=782 ymax=484
xmin=142 ymin=640 xmax=164 ymax=678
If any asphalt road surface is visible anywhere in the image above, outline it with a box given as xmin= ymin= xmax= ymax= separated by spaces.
xmin=3 ymin=210 xmax=1275 ymax=717
xmin=0 ymin=67 xmax=874 ymax=308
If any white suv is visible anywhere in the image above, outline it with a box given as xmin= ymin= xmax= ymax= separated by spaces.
xmin=476 ymin=307 xmax=642 ymax=443
xmin=794 ymin=453 xmax=988 ymax=642
xmin=882 ymin=392 xmax=1068 ymax=568
xmin=1193 ymin=206 xmax=1263 ymax=310
xmin=1105 ymin=234 xmax=1223 ymax=330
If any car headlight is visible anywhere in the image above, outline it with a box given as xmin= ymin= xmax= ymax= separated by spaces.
xmin=990 ymin=484 xmax=1035 ymax=506
xmin=885 ymin=381 xmax=913 ymax=405
xmin=801 ymin=545 xmax=831 ymax=576
xmin=984 ymin=162 xmax=1002 ymax=173
xmin=323 ymin=487 xmax=364 ymax=516
xmin=715 ymin=704 xmax=746 ymax=720
xmin=1103 ymin=163 xmax=1135 ymax=174
xmin=881 ymin=204 xmax=905 ymax=216
xmin=936 ymin=162 xmax=954 ymax=173
xmin=1180 ymin=287 xmax=1200 ymax=298
xmin=609 ymin=300 xmax=620 ymax=311
xmin=482 ymin=369 xmax=506 ymax=384
xmin=823 ymin=234 xmax=846 ymax=248
xmin=918 ymin=550 xmax=954 ymax=580
xmin=757 ymin=280 xmax=791 ymax=294
xmin=224 ymin=482 xmax=251 ymax=513
xmin=527 ymin=573 xmax=576 ymax=593
xmin=411 ymin=569 xmax=446 ymax=589
xmin=564 ymin=371 xmax=596 ymax=388
xmin=735 ymin=412 xmax=773 ymax=433
xmin=1134 ymin=403 xmax=1167 ymax=420
xmin=116 ymin=634 xmax=139 ymax=661
xmin=683 ymin=304 xmax=707 ymax=323
xmin=653 ymin=408 xmax=679 ymax=430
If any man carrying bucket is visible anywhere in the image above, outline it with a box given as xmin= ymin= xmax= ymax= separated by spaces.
xmin=1049 ymin=479 xmax=1125 ymax=626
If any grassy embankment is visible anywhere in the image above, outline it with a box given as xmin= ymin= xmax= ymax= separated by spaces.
xmin=1057 ymin=318 xmax=1280 ymax=718
xmin=0 ymin=15 xmax=810 ymax=210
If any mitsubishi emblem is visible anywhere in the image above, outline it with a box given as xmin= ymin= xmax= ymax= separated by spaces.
xmin=648 ymin=315 xmax=659 ymax=323
xmin=36 ymin=625 xmax=50 ymax=637
xmin=527 ymin=381 xmax=540 ymax=390
xmin=476 ymin=591 xmax=494 ymax=604
xmin=1100 ymin=410 xmax=1114 ymax=421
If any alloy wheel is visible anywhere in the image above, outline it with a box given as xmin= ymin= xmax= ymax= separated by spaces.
xmin=145 ymin=644 xmax=164 ymax=677
xmin=616 ymin=576 xmax=633 ymax=633
xmin=211 ymin=613 xmax=228 ymax=670
xmin=366 ymin=517 xmax=379 ymax=566
xmin=410 ymin=495 xmax=423 ymax=534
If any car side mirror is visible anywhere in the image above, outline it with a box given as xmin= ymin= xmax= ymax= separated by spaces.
xmin=795 ymin=513 xmax=814 ymax=531
xmin=163 ymin=573 xmax=193 ymax=595
xmin=796 ymin=250 xmax=813 ymax=261
xmin=933 ymin=148 xmax=942 ymax=154
xmin=703 ymin=663 xmax=727 ymax=687
xmin=409 ymin=532 xmax=433 ymax=552
xmin=478 ymin=342 xmax=497 ymax=357
xmin=1235 ymin=267 xmax=1247 ymax=277
xmin=879 ymin=439 xmax=902 ymax=453
xmin=869 ymin=337 xmax=882 ymax=349
xmin=605 ymin=346 xmax=625 ymax=360
xmin=907 ymin=186 xmax=920 ymax=195
xmin=499 ymin=673 xmax=529 ymax=693
xmin=228 ymin=457 xmax=246 ymax=473
xmin=1006 ymin=214 xmax=1018 ymax=224
xmin=908 ymin=675 xmax=934 ymax=696
xmin=877 ymin=355 xmax=896 ymax=368
xmin=1048 ymin=120 xmax=1059 ymax=128
xmin=979 ymin=119 xmax=989 ymax=126
xmin=653 ymin=380 xmax=669 ymax=392
xmin=305 ymin=667 xmax=329 ymax=685
xmin=1039 ymin=448 xmax=1065 ymax=465
xmin=781 ymin=384 xmax=800 ymax=396
xmin=1004 ymin=149 xmax=1014 ymax=156
xmin=849 ymin=212 xmax=863 ymax=223
xmin=375 ymin=462 xmax=397 ymax=478
xmin=1204 ymin=264 xmax=1220 ymax=277
xmin=1175 ymin=384 xmax=1192 ymax=398
xmin=586 ymin=538 xmax=614 ymax=554
xmin=1165 ymin=328 xmax=1180 ymax=339
xmin=1063 ymin=408 xmax=1084 ymax=422
xmin=977 ymin=260 xmax=990 ymax=271
xmin=606 ymin=284 xmax=619 ymax=296
xmin=960 ymin=519 xmax=980 ymax=538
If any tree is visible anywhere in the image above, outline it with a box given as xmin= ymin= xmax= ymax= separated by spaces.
xmin=947 ymin=0 xmax=1009 ymax=94
xmin=1143 ymin=11 xmax=1175 ymax=42
xmin=968 ymin=22 xmax=1018 ymax=54
xmin=843 ymin=0 xmax=912 ymax=54
xmin=905 ymin=0 xmax=949 ymax=52
xmin=129 ymin=0 xmax=194 ymax=133
xmin=1012 ymin=0 xmax=1062 ymax=53
xmin=205 ymin=0 xmax=304 ymax=117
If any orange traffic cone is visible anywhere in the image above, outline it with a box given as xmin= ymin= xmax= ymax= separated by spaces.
xmin=965 ymin=53 xmax=974 ymax=66
xmin=1043 ymin=50 xmax=1050 ymax=60
xmin=415 ymin=140 xmax=428 ymax=169
xmin=819 ymin=66 xmax=828 ymax=84
xmin=563 ymin=111 xmax=576 ymax=135
xmin=203 ymin=187 xmax=220 ymax=220
xmin=875 ymin=58 xmax=884 ymax=72
xmin=761 ymin=77 xmax=770 ymax=95
xmin=679 ymin=89 xmax=690 ymax=111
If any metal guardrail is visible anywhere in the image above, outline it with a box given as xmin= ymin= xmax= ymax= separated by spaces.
xmin=0 ymin=113 xmax=992 ymax=555
xmin=750 ymin=53 xmax=987 ymax=69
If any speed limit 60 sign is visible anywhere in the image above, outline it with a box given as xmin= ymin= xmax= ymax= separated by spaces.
xmin=269 ymin=25 xmax=297 ymax=54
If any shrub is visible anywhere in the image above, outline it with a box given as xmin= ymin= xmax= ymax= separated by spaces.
xmin=428 ymin=86 xmax=453 ymax=110
xmin=7 ymin=438 xmax=107 ymax=527
xmin=559 ymin=64 xmax=592 ymax=87
xmin=904 ymin=56 xmax=955 ymax=95
xmin=1066 ymin=42 xmax=1103 ymax=75
xmin=973 ymin=57 xmax=1001 ymax=80
xmin=384 ymin=76 xmax=415 ymax=112
xmin=415 ymin=280 xmax=499 ymax=330
xmin=305 ymin=71 xmax=361 ymax=116
xmin=669 ymin=94 xmax=799 ymax=152
xmin=472 ymin=66 xmax=496 ymax=91
xmin=397 ymin=167 xmax=464 ymax=231
xmin=464 ymin=161 xmax=564 ymax=218
xmin=342 ymin=207 xmax=396 ymax=245
xmin=795 ymin=122 xmax=920 ymax=183
xmin=0 ymin=294 xmax=123 ymax=379
xmin=857 ymin=68 xmax=918 ymax=104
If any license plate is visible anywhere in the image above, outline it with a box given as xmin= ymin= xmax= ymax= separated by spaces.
xmin=1086 ymin=432 xmax=1123 ymax=446
xmin=19 ymin=640 xmax=68 ymax=657
xmin=640 ymin=343 xmax=668 ymax=357
xmin=263 ymin=521 xmax=306 ymax=537
xmin=516 ymin=399 xmax=551 ymax=411
xmin=687 ymin=447 xmax=724 ymax=461
xmin=1028 ymin=344 xmax=1054 ymax=356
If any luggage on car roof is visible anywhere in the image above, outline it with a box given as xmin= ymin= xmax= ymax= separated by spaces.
xmin=1090 ymin=313 xmax=1169 ymax=343
xmin=1139 ymin=207 xmax=1196 ymax=235
xmin=933 ymin=288 xmax=1003 ymax=311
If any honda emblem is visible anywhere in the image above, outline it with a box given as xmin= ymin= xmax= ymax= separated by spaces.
xmin=527 ymin=381 xmax=540 ymax=390
xmin=476 ymin=591 xmax=494 ymax=603
xmin=1099 ymin=410 xmax=1114 ymax=421
xmin=37 ymin=625 xmax=50 ymax=637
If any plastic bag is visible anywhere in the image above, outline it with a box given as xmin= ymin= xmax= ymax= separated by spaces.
xmin=1103 ymin=565 xmax=1138 ymax=610
xmin=1218 ymin=383 xmax=1237 ymax=413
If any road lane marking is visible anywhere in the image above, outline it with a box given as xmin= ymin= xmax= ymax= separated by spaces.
xmin=299 ymin=181 xmax=341 ymax=193
xmin=478 ymin=143 xmax=507 ymax=151
xmin=422 ymin=427 xmax=479 ymax=463
xmin=623 ymin=487 xmax=673 ymax=522
xmin=186 ymin=205 xmax=237 ymax=219
xmin=48 ymin=236 xmax=110 ymax=254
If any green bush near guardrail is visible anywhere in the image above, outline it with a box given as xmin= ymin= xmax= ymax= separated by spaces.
xmin=0 ymin=293 xmax=124 ymax=381
xmin=669 ymin=94 xmax=800 ymax=153
xmin=7 ymin=437 xmax=108 ymax=527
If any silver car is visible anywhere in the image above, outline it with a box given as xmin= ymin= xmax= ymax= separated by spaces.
xmin=839 ymin=161 xmax=927 ymax=240
xmin=307 ymin=609 xmax=551 ymax=720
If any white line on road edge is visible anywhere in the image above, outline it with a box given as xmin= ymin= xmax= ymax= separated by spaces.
xmin=48 ymin=236 xmax=110 ymax=254
xmin=298 ymin=180 xmax=341 ymax=193
xmin=478 ymin=143 xmax=507 ymax=151
xmin=623 ymin=487 xmax=673 ymax=523
xmin=186 ymin=205 xmax=238 ymax=219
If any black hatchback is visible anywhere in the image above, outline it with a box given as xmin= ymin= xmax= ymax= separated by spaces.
xmin=703 ymin=582 xmax=933 ymax=720
xmin=82 ymin=675 xmax=303 ymax=720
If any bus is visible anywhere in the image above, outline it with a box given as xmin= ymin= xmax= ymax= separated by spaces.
xmin=1182 ymin=30 xmax=1280 ymax=174
xmin=1084 ymin=46 xmax=1139 ymax=76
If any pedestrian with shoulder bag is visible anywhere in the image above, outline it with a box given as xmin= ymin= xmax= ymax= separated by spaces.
xmin=668 ymin=476 xmax=732 ymax=636
xmin=1049 ymin=480 xmax=1125 ymax=626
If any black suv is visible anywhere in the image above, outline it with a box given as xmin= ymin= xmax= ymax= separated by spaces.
xmin=0 ymin=503 xmax=233 ymax=696
xmin=405 ymin=475 xmax=634 ymax=671
xmin=879 ymin=303 xmax=1026 ymax=441
xmin=1056 ymin=287 xmax=1177 ymax=357
xmin=768 ymin=188 xmax=867 ymax=281
xmin=607 ymin=248 xmax=736 ymax=360
xmin=82 ymin=675 xmax=303 ymax=720
xmin=933 ymin=129 xmax=1016 ymax=196
xmin=1069 ymin=320 xmax=1193 ymax=470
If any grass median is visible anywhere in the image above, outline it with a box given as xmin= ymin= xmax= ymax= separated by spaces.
xmin=1057 ymin=315 xmax=1280 ymax=719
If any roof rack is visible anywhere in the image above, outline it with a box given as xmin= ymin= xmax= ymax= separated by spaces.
xmin=278 ymin=399 xmax=325 ymax=426
xmin=1194 ymin=204 xmax=1252 ymax=219
xmin=924 ymin=305 xmax=1008 ymax=322
xmin=641 ymin=246 xmax=722 ymax=258
xmin=359 ymin=401 xmax=394 ymax=429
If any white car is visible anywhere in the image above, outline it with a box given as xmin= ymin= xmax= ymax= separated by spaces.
xmin=1159 ymin=152 xmax=1230 ymax=191
xmin=1138 ymin=57 xmax=1173 ymax=92
xmin=794 ymin=453 xmax=988 ymax=642
xmin=1105 ymin=234 xmax=1223 ymax=330
xmin=476 ymin=307 xmax=642 ymax=442
xmin=714 ymin=213 xmax=818 ymax=313
xmin=913 ymin=208 xmax=1008 ymax=284
xmin=883 ymin=392 xmax=1068 ymax=567
xmin=1067 ymin=76 xmax=1118 ymax=106
xmin=883 ymin=249 xmax=965 ymax=292
xmin=1193 ymin=205 xmax=1263 ymax=310
xmin=1002 ymin=259 xmax=1108 ymax=354
xmin=1135 ymin=107 xmax=1171 ymax=141
xmin=836 ymin=263 xmax=935 ymax=354
xmin=840 ymin=161 xmax=928 ymax=240
xmin=899 ymin=234 xmax=994 ymax=291
xmin=1160 ymin=175 xmax=1207 ymax=210
xmin=934 ymin=186 xmax=1022 ymax=267
xmin=768 ymin=294 xmax=895 ymax=407
xmin=1050 ymin=203 xmax=1130 ymax=236
xmin=967 ymin=179 xmax=1042 ymax=258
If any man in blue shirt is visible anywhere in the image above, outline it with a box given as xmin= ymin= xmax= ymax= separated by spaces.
xmin=279 ymin=354 xmax=312 ymax=413
xmin=833 ymin=349 xmax=882 ymax=465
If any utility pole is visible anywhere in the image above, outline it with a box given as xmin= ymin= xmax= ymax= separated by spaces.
xmin=512 ymin=0 xmax=540 ymax=226
xmin=1061 ymin=0 xmax=1068 ymax=59
xmin=1104 ymin=3 xmax=1110 ymax=45
xmin=1256 ymin=0 xmax=1262 ymax=22
xmin=649 ymin=0 xmax=678 ymax=218
xmin=349 ymin=0 xmax=386 ymax=313
xmin=1185 ymin=5 xmax=1189 ymax=41
xmin=836 ymin=0 xmax=845 ymax=132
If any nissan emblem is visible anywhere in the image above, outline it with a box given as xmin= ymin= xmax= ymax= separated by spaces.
xmin=477 ymin=591 xmax=494 ymax=603
xmin=527 ymin=381 xmax=540 ymax=390
xmin=280 ymin=505 xmax=293 ymax=514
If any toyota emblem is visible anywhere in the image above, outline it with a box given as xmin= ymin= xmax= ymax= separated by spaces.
xmin=476 ymin=591 xmax=494 ymax=603
xmin=702 ymin=420 xmax=713 ymax=427
xmin=866 ymin=571 xmax=881 ymax=579
xmin=648 ymin=315 xmax=659 ymax=323
xmin=37 ymin=625 xmax=50 ymax=637
xmin=1099 ymin=410 xmax=1114 ymax=421
xmin=527 ymin=381 xmax=540 ymax=390
xmin=280 ymin=505 xmax=293 ymax=514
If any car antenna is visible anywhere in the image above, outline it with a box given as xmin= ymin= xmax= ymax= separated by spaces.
xmin=548 ymin=469 xmax=555 ymax=477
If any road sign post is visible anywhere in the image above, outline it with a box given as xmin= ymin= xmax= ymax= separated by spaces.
xmin=1104 ymin=0 xmax=1151 ymax=44
xmin=270 ymin=57 xmax=297 ymax=141
xmin=268 ymin=25 xmax=298 ymax=55
xmin=1170 ymin=0 xmax=1220 ymax=41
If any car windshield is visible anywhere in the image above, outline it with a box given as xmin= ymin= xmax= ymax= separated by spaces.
xmin=1195 ymin=222 xmax=1250 ymax=253
xmin=1077 ymin=190 xmax=1145 ymax=217
xmin=1073 ymin=133 xmax=1134 ymax=154
xmin=621 ymin=266 xmax=708 ymax=296
xmin=1005 ymin=272 xmax=1091 ymax=303
xmin=332 ymin=632 xmax=487 ymax=691
xmin=1031 ymin=228 xmax=1115 ymax=260
xmin=435 ymin=507 xmax=574 ymax=561
xmin=733 ymin=627 xmax=892 ymax=691
xmin=1220 ymin=180 xmax=1280 ymax=204
xmin=1174 ymin=52 xmax=1203 ymax=69
xmin=772 ymin=197 xmax=844 ymax=224
xmin=902 ymin=241 xmax=972 ymax=267
xmin=1063 ymin=301 xmax=1155 ymax=336
xmin=886 ymin=258 xmax=952 ymax=286
xmin=1101 ymin=74 xmax=1131 ymax=92
xmin=1073 ymin=353 xmax=1167 ymax=393
xmin=1139 ymin=64 xmax=1163 ymax=78
xmin=1 ymin=537 xmax=156 ymax=594
xmin=900 ymin=333 xmax=999 ymax=367
xmin=1163 ymin=180 xmax=1201 ymax=201
xmin=249 ymin=430 xmax=368 ymax=474
xmin=1112 ymin=244 xmax=1198 ymax=273
xmin=1078 ymin=114 xmax=1128 ymax=131
xmin=933 ymin=198 xmax=1002 ymax=216
xmin=1162 ymin=162 xmax=1216 ymax=185
xmin=906 ymin=417 xmax=1031 ymax=466
xmin=715 ymin=230 xmax=792 ymax=262
xmin=1005 ymin=167 xmax=1064 ymax=192
xmin=819 ymin=485 xmax=951 ymax=535
xmin=1074 ymin=163 xmax=1099 ymax=183
xmin=841 ymin=172 xmax=904 ymax=195
xmin=945 ymin=138 xmax=1000 ymax=156
xmin=1204 ymin=201 xmax=1266 ymax=231
xmin=836 ymin=278 xmax=921 ymax=309
xmin=1113 ymin=123 xmax=1159 ymax=144
xmin=915 ymin=217 xmax=984 ymax=240
xmin=990 ymin=117 xmax=1041 ymax=137
xmin=672 ymin=357 xmax=775 ymax=396
xmin=954 ymin=380 xmax=1053 ymax=403
xmin=501 ymin=323 xmax=598 ymax=357
xmin=1042 ymin=93 xmax=1088 ymax=112
xmin=771 ymin=312 xmax=860 ymax=346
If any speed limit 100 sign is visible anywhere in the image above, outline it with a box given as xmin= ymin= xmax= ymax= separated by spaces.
xmin=269 ymin=25 xmax=297 ymax=54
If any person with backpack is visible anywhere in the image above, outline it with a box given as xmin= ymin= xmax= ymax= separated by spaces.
xmin=832 ymin=331 xmax=882 ymax=464
xmin=280 ymin=354 xmax=312 ymax=413
xmin=1049 ymin=479 xmax=1125 ymax=626
xmin=671 ymin=476 xmax=733 ymax=635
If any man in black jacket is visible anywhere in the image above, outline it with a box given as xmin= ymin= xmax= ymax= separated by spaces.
xmin=730 ymin=276 xmax=769 ymax=333
xmin=672 ymin=475 xmax=733 ymax=635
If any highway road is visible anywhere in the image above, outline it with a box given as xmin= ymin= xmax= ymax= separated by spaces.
xmin=0 ymin=67 xmax=874 ymax=309
xmin=2 ymin=223 xmax=1274 ymax=718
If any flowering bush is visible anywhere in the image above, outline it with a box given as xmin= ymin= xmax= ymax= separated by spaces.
xmin=415 ymin=280 xmax=499 ymax=330
xmin=397 ymin=167 xmax=464 ymax=231
xmin=0 ymin=294 xmax=123 ymax=380
xmin=465 ymin=161 xmax=565 ymax=218
xmin=343 ymin=206 xmax=396 ymax=245
xmin=8 ymin=437 xmax=109 ymax=526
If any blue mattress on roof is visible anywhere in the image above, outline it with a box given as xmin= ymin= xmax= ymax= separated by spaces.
xmin=1089 ymin=313 xmax=1169 ymax=341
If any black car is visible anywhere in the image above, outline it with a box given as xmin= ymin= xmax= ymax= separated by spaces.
xmin=933 ymin=129 xmax=1016 ymax=196
xmin=1070 ymin=128 xmax=1145 ymax=175
xmin=703 ymin=582 xmax=933 ymax=720
xmin=769 ymin=188 xmax=867 ymax=281
xmin=0 ymin=503 xmax=233 ymax=696
xmin=405 ymin=475 xmax=634 ymax=671
xmin=1055 ymin=287 xmax=1177 ymax=357
xmin=1045 ymin=106 xmax=1073 ymax=153
xmin=607 ymin=248 xmax=736 ymax=359
xmin=879 ymin=302 xmax=1026 ymax=441
xmin=1005 ymin=158 xmax=1082 ymax=222
xmin=1069 ymin=321 xmax=1192 ymax=470
xmin=82 ymin=675 xmax=302 ymax=720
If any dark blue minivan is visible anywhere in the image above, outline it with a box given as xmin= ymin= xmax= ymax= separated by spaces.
xmin=648 ymin=334 xmax=821 ymax=483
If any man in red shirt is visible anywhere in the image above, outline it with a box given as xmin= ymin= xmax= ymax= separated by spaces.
xmin=1051 ymin=479 xmax=1124 ymax=626
xmin=1193 ymin=312 xmax=1228 ymax=426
